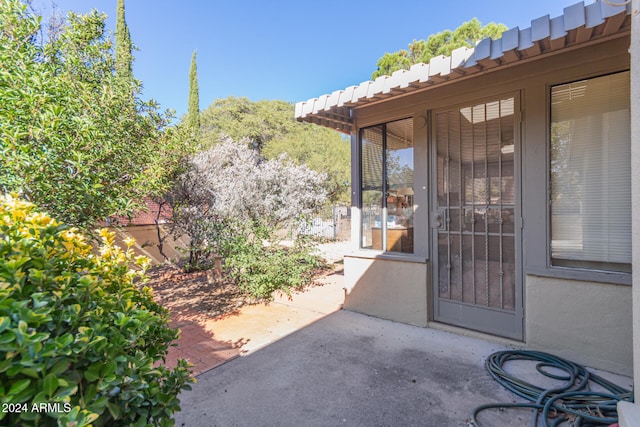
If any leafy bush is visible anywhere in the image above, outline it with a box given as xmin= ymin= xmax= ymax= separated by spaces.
xmin=0 ymin=195 xmax=194 ymax=426
xmin=169 ymin=138 xmax=327 ymax=271
xmin=0 ymin=1 xmax=193 ymax=232
xmin=223 ymin=223 xmax=324 ymax=300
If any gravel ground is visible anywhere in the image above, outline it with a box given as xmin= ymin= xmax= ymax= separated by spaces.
xmin=313 ymin=240 xmax=351 ymax=264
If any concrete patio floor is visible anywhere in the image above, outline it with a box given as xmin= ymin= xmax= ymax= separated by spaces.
xmin=174 ymin=310 xmax=525 ymax=427
xmin=168 ymin=268 xmax=632 ymax=426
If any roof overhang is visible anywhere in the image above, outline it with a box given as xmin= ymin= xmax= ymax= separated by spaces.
xmin=295 ymin=0 xmax=631 ymax=134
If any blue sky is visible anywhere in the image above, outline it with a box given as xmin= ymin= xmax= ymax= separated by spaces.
xmin=31 ymin=0 xmax=589 ymax=119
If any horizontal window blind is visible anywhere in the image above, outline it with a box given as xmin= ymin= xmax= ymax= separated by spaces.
xmin=550 ymin=71 xmax=631 ymax=271
xmin=361 ymin=126 xmax=383 ymax=192
xmin=360 ymin=119 xmax=414 ymax=253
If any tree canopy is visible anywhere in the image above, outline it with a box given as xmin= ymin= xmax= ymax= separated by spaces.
xmin=200 ymin=97 xmax=351 ymax=203
xmin=0 ymin=0 xmax=192 ymax=230
xmin=200 ymin=97 xmax=297 ymax=151
xmin=372 ymin=18 xmax=507 ymax=79
xmin=261 ymin=123 xmax=350 ymax=204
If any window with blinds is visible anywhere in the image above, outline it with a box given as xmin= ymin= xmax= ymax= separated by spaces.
xmin=361 ymin=126 xmax=384 ymax=250
xmin=550 ymin=71 xmax=631 ymax=273
xmin=360 ymin=118 xmax=414 ymax=253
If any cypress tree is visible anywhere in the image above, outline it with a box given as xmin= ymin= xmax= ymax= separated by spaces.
xmin=188 ymin=50 xmax=200 ymax=138
xmin=115 ymin=0 xmax=133 ymax=80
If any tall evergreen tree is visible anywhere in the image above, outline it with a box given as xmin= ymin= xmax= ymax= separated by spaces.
xmin=188 ymin=49 xmax=200 ymax=138
xmin=115 ymin=0 xmax=133 ymax=80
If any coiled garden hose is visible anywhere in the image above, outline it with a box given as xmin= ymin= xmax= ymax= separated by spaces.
xmin=470 ymin=350 xmax=633 ymax=427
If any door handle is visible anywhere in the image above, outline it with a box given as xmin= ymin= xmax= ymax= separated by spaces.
xmin=432 ymin=210 xmax=447 ymax=230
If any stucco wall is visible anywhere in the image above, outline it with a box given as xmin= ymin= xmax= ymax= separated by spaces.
xmin=111 ymin=224 xmax=188 ymax=265
xmin=345 ymin=36 xmax=632 ymax=373
xmin=344 ymin=256 xmax=428 ymax=327
xmin=526 ymin=275 xmax=633 ymax=375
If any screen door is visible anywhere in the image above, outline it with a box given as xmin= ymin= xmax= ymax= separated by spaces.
xmin=432 ymin=95 xmax=522 ymax=340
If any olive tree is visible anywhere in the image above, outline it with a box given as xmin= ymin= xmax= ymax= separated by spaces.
xmin=170 ymin=137 xmax=327 ymax=260
xmin=169 ymin=138 xmax=327 ymax=295
xmin=189 ymin=138 xmax=326 ymax=226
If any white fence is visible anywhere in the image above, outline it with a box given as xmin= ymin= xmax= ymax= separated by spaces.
xmin=278 ymin=205 xmax=351 ymax=241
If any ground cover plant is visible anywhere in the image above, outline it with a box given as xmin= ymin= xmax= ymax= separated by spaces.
xmin=222 ymin=224 xmax=325 ymax=300
xmin=0 ymin=195 xmax=194 ymax=426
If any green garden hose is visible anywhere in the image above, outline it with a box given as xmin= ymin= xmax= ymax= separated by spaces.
xmin=470 ymin=350 xmax=633 ymax=427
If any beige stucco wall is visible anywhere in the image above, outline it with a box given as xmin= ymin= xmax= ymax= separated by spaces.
xmin=111 ymin=224 xmax=188 ymax=265
xmin=345 ymin=36 xmax=632 ymax=373
xmin=526 ymin=275 xmax=633 ymax=375
xmin=344 ymin=256 xmax=428 ymax=327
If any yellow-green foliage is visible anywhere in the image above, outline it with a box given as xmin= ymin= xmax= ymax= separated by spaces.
xmin=0 ymin=195 xmax=194 ymax=426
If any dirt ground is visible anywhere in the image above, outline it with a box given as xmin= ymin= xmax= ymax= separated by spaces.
xmin=145 ymin=241 xmax=348 ymax=318
xmin=146 ymin=263 xmax=339 ymax=319
xmin=146 ymin=266 xmax=249 ymax=318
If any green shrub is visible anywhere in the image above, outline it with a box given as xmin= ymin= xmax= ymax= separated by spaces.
xmin=0 ymin=195 xmax=194 ymax=426
xmin=224 ymin=224 xmax=324 ymax=300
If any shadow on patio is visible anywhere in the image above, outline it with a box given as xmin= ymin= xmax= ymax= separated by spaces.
xmin=157 ymin=266 xmax=346 ymax=376
xmin=174 ymin=308 xmax=632 ymax=426
xmin=169 ymin=262 xmax=632 ymax=427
